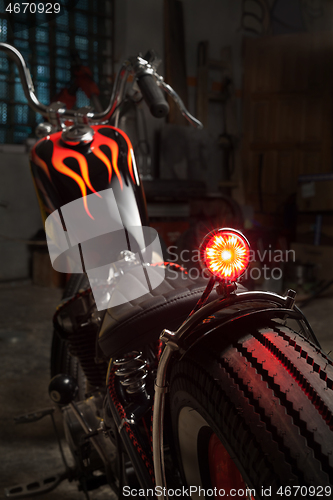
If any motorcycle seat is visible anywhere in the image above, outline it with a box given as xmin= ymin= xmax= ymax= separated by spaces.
xmin=98 ymin=265 xmax=218 ymax=359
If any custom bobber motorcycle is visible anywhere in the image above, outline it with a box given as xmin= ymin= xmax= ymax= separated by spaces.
xmin=2 ymin=42 xmax=333 ymax=500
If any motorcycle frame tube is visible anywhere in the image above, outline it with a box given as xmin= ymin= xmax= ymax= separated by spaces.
xmin=152 ymin=289 xmax=315 ymax=499
xmin=106 ymin=368 xmax=156 ymax=494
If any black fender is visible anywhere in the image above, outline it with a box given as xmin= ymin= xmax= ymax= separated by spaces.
xmin=171 ymin=290 xmax=320 ymax=361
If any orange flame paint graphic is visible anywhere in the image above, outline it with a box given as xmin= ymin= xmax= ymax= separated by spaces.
xmin=31 ymin=146 xmax=51 ymax=181
xmin=95 ymin=125 xmax=136 ymax=185
xmin=51 ymin=133 xmax=101 ymax=219
xmin=90 ymin=131 xmax=123 ymax=189
xmin=32 ymin=127 xmax=137 ymax=219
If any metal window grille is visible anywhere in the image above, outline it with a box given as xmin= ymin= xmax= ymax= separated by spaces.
xmin=0 ymin=0 xmax=114 ymax=143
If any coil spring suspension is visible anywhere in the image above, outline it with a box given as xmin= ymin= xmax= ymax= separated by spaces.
xmin=114 ymin=351 xmax=148 ymax=394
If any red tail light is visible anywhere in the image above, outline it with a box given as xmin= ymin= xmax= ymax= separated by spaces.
xmin=200 ymin=228 xmax=250 ymax=282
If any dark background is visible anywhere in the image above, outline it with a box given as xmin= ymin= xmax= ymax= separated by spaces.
xmin=1 ymin=1 xmax=333 ymax=498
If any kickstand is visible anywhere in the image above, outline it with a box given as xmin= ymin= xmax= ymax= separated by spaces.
xmin=49 ymin=412 xmax=71 ymax=476
xmin=80 ymin=479 xmax=91 ymax=500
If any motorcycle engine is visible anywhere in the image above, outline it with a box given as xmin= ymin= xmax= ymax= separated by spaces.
xmin=62 ymin=393 xmax=117 ymax=478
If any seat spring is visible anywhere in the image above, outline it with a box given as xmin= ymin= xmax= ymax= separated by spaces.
xmin=114 ymin=351 xmax=148 ymax=394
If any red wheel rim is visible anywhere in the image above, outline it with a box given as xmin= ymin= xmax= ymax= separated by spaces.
xmin=209 ymin=433 xmax=253 ymax=499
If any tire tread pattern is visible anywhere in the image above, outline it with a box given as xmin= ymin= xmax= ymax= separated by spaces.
xmin=170 ymin=323 xmax=333 ymax=498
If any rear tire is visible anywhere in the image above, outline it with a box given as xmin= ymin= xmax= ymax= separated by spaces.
xmin=170 ymin=322 xmax=333 ymax=499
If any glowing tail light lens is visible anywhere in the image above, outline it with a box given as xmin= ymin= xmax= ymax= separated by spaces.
xmin=200 ymin=228 xmax=250 ymax=282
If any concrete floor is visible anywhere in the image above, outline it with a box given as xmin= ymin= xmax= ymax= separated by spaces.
xmin=0 ymin=282 xmax=114 ymax=500
xmin=0 ymin=280 xmax=332 ymax=500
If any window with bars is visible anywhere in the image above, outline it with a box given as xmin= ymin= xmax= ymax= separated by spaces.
xmin=0 ymin=0 xmax=114 ymax=143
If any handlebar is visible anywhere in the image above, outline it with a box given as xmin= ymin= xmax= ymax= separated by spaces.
xmin=0 ymin=43 xmax=48 ymax=116
xmin=136 ymin=74 xmax=170 ymax=118
xmin=0 ymin=42 xmax=203 ymax=129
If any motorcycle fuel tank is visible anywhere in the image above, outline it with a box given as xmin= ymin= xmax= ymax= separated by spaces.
xmin=29 ymin=124 xmax=159 ymax=309
xmin=30 ymin=124 xmax=148 ymax=229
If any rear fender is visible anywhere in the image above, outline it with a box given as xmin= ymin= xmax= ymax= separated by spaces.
xmin=165 ymin=290 xmax=320 ymax=360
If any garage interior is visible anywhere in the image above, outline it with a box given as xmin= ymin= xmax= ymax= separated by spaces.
xmin=1 ymin=0 xmax=333 ymax=498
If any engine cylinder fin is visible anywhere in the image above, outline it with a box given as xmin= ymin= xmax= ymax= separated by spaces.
xmin=68 ymin=324 xmax=106 ymax=388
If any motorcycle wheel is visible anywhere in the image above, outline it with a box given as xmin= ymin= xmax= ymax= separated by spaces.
xmin=50 ymin=274 xmax=89 ymax=399
xmin=169 ymin=323 xmax=333 ymax=499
